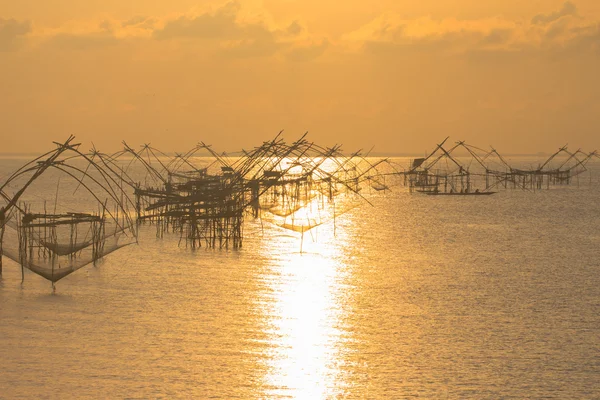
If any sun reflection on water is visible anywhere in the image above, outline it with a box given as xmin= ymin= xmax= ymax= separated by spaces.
xmin=260 ymin=222 xmax=350 ymax=399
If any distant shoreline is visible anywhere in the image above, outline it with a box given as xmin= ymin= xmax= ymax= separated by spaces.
xmin=0 ymin=151 xmax=555 ymax=158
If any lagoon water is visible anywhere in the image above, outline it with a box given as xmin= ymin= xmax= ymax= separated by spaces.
xmin=1 ymin=157 xmax=599 ymax=399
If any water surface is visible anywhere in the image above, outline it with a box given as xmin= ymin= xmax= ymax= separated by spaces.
xmin=1 ymin=158 xmax=599 ymax=398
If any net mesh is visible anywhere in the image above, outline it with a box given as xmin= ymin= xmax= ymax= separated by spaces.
xmin=1 ymin=214 xmax=135 ymax=282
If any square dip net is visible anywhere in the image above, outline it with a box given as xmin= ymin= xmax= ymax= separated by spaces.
xmin=0 ymin=136 xmax=137 ymax=283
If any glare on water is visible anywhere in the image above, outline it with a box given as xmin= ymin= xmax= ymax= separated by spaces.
xmin=259 ymin=224 xmax=348 ymax=399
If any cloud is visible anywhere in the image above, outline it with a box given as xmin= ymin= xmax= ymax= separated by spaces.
xmin=99 ymin=20 xmax=114 ymax=33
xmin=46 ymin=33 xmax=120 ymax=50
xmin=344 ymin=2 xmax=600 ymax=58
xmin=221 ymin=36 xmax=283 ymax=58
xmin=153 ymin=1 xmax=247 ymax=40
xmin=348 ymin=15 xmax=514 ymax=56
xmin=286 ymin=20 xmax=303 ymax=36
xmin=0 ymin=18 xmax=31 ymax=51
xmin=481 ymin=28 xmax=513 ymax=46
xmin=532 ymin=1 xmax=577 ymax=25
xmin=38 ymin=15 xmax=156 ymax=51
xmin=122 ymin=16 xmax=156 ymax=29
xmin=2 ymin=3 xmax=323 ymax=59
xmin=151 ymin=1 xmax=322 ymax=59
xmin=556 ymin=23 xmax=600 ymax=55
xmin=286 ymin=39 xmax=329 ymax=62
xmin=150 ymin=1 xmax=280 ymax=58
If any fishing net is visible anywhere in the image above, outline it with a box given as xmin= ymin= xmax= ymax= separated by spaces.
xmin=0 ymin=137 xmax=137 ymax=283
xmin=0 ymin=218 xmax=133 ymax=281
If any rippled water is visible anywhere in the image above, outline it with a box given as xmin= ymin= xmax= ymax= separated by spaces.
xmin=1 ymin=158 xmax=600 ymax=399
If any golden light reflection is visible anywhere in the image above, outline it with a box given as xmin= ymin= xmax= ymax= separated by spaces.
xmin=261 ymin=221 xmax=349 ymax=399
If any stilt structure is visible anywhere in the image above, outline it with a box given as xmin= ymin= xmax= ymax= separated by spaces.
xmin=0 ymin=136 xmax=137 ymax=284
xmin=402 ymin=138 xmax=598 ymax=194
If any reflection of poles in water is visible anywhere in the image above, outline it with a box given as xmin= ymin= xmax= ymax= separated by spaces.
xmin=332 ymin=202 xmax=336 ymax=237
xmin=0 ymin=208 xmax=4 ymax=276
xmin=18 ymin=210 xmax=26 ymax=282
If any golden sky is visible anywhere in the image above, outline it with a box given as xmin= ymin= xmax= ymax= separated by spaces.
xmin=1 ymin=1 xmax=599 ymax=154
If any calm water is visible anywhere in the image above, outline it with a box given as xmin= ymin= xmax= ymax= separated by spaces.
xmin=1 ymin=158 xmax=599 ymax=399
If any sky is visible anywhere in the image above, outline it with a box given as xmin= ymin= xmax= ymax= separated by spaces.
xmin=1 ymin=0 xmax=599 ymax=154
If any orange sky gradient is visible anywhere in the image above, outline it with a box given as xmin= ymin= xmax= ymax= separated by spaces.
xmin=1 ymin=0 xmax=599 ymax=154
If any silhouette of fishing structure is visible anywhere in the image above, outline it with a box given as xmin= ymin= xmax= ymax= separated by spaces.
xmin=402 ymin=138 xmax=597 ymax=194
xmin=4 ymin=134 xmax=596 ymax=285
xmin=107 ymin=132 xmax=387 ymax=251
xmin=0 ymin=136 xmax=137 ymax=286
xmin=0 ymin=133 xmax=389 ymax=284
xmin=243 ymin=135 xmax=386 ymax=251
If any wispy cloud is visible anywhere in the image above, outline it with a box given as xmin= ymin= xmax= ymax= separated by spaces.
xmin=153 ymin=2 xmax=246 ymax=40
xmin=343 ymin=2 xmax=599 ymax=57
xmin=45 ymin=32 xmax=120 ymax=51
xmin=286 ymin=39 xmax=330 ymax=62
xmin=532 ymin=1 xmax=577 ymax=25
xmin=0 ymin=18 xmax=31 ymax=51
xmin=10 ymin=1 xmax=597 ymax=61
xmin=122 ymin=16 xmax=157 ymax=29
xmin=151 ymin=1 xmax=319 ymax=59
xmin=20 ymin=1 xmax=325 ymax=59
